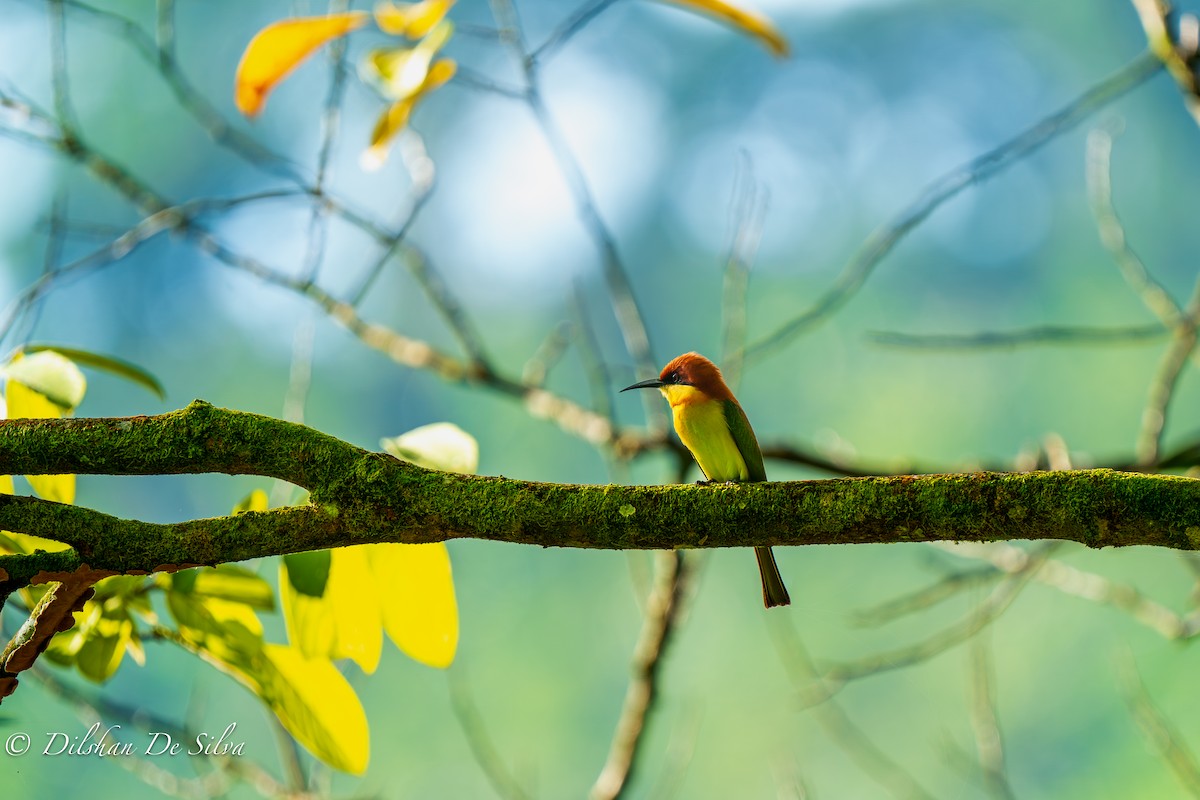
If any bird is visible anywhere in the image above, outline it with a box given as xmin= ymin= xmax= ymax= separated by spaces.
xmin=621 ymin=352 xmax=790 ymax=608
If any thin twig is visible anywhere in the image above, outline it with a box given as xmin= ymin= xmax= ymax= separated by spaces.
xmin=644 ymin=701 xmax=703 ymax=800
xmin=590 ymin=550 xmax=690 ymax=800
xmin=45 ymin=0 xmax=301 ymax=177
xmin=154 ymin=0 xmax=175 ymax=56
xmin=448 ymin=667 xmax=534 ymax=800
xmin=801 ymin=543 xmax=1059 ymax=708
xmin=530 ymin=0 xmax=624 ymax=64
xmin=1136 ymin=293 xmax=1200 ymax=468
xmin=850 ymin=566 xmax=1001 ymax=628
xmin=967 ymin=638 xmax=1015 ymax=800
xmin=573 ymin=284 xmax=619 ymax=447
xmin=1086 ymin=126 xmax=1182 ymax=325
xmin=272 ymin=316 xmax=316 ymax=507
xmin=299 ymin=0 xmax=352 ymax=284
xmin=1119 ymin=650 xmax=1200 ymax=797
xmin=0 ymin=102 xmax=620 ymax=444
xmin=522 ymin=320 xmax=574 ymax=388
xmin=28 ymin=665 xmax=288 ymax=798
xmin=746 ymin=51 xmax=1164 ymax=362
xmin=720 ymin=153 xmax=768 ymax=390
xmin=769 ymin=615 xmax=937 ymax=800
xmin=18 ymin=188 xmax=69 ymax=344
xmin=933 ymin=540 xmax=1191 ymax=640
xmin=490 ymin=0 xmax=663 ymax=431
xmin=868 ymin=323 xmax=1167 ymax=350
xmin=48 ymin=0 xmax=77 ymax=130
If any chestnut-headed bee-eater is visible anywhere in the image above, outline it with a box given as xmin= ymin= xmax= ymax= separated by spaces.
xmin=621 ymin=352 xmax=791 ymax=608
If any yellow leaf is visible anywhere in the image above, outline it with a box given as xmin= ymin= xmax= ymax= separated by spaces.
xmin=362 ymin=98 xmax=418 ymax=171
xmin=362 ymin=57 xmax=455 ymax=170
xmin=6 ymin=378 xmax=75 ymax=504
xmin=4 ymin=350 xmax=86 ymax=410
xmin=235 ymin=12 xmax=371 ymax=117
xmin=368 ymin=542 xmax=458 ymax=668
xmin=381 ymin=419 xmax=477 ymax=474
xmin=366 ymin=46 xmax=432 ymax=100
xmin=178 ymin=631 xmax=370 ymax=774
xmin=0 ymin=530 xmax=70 ymax=553
xmin=233 ymin=488 xmax=269 ymax=514
xmin=664 ymin=0 xmax=789 ymax=58
xmin=0 ymin=476 xmax=69 ymax=555
xmin=281 ymin=547 xmax=383 ymax=674
xmin=374 ymin=0 xmax=455 ymax=38
xmin=260 ymin=645 xmax=370 ymax=775
xmin=363 ymin=22 xmax=454 ymax=100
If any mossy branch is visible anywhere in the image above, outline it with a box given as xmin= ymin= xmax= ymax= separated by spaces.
xmin=2 ymin=401 xmax=1200 ymax=596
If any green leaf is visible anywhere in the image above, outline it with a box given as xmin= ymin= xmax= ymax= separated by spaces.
xmin=24 ymin=344 xmax=165 ymax=401
xmin=284 ymin=550 xmax=332 ymax=597
xmin=169 ymin=569 xmax=199 ymax=594
xmin=189 ymin=565 xmax=275 ymax=611
xmin=75 ymin=615 xmax=133 ymax=683
xmin=3 ymin=350 xmax=86 ymax=410
xmin=166 ymin=589 xmax=265 ymax=660
xmin=92 ymin=575 xmax=151 ymax=601
xmin=381 ymin=422 xmax=478 ymax=474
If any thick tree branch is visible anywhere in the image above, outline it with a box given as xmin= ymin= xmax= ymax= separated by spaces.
xmin=2 ymin=403 xmax=1200 ymax=600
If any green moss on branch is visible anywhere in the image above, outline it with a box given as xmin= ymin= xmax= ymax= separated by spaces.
xmin=0 ymin=404 xmax=1198 ymax=596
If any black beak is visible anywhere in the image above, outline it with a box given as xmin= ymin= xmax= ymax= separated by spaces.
xmin=620 ymin=378 xmax=665 ymax=392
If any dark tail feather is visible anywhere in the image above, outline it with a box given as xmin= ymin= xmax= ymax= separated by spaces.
xmin=755 ymin=546 xmax=790 ymax=608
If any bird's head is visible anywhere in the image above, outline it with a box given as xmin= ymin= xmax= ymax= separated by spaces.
xmin=620 ymin=352 xmax=734 ymax=407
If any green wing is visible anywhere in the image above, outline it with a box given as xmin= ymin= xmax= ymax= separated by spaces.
xmin=723 ymin=399 xmax=767 ymax=482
